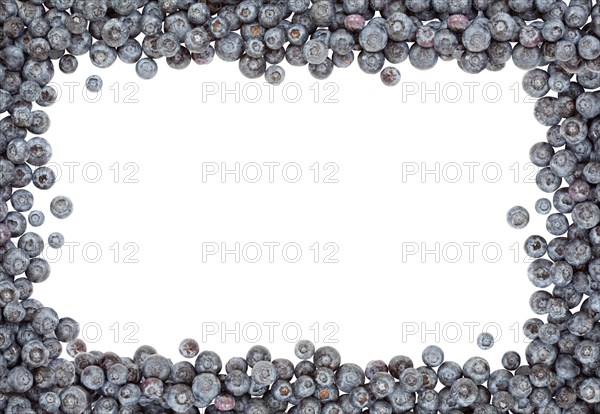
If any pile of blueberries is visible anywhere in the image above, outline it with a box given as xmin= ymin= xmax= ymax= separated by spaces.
xmin=0 ymin=0 xmax=600 ymax=412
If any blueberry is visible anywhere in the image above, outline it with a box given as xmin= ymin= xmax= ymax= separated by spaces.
xmin=188 ymin=2 xmax=210 ymax=25
xmin=475 ymin=333 xmax=495 ymax=350
xmin=39 ymin=391 xmax=60 ymax=412
xmin=18 ymin=232 xmax=44 ymax=258
xmin=265 ymin=65 xmax=286 ymax=85
xmin=10 ymin=189 xmax=33 ymax=212
xmin=66 ymin=338 xmax=86 ymax=358
xmin=369 ymin=371 xmax=395 ymax=398
xmin=117 ymin=38 xmax=142 ymax=64
xmin=47 ymin=232 xmax=65 ymax=249
xmin=385 ymin=13 xmax=414 ymax=41
xmin=265 ymin=47 xmax=286 ymax=64
xmin=167 ymin=383 xmax=195 ymax=412
xmin=398 ymin=367 xmax=422 ymax=392
xmin=85 ymin=74 xmax=103 ymax=92
xmin=50 ymin=195 xmax=73 ymax=219
xmin=534 ymin=198 xmax=552 ymax=214
xmin=463 ymin=356 xmax=490 ymax=385
xmin=55 ymin=317 xmax=79 ymax=342
xmin=7 ymin=365 xmax=33 ymax=393
xmin=303 ymin=39 xmax=329 ymax=64
xmin=522 ymin=69 xmax=550 ymax=98
xmin=27 ymin=137 xmax=52 ymax=166
xmin=490 ymin=13 xmax=516 ymax=41
xmin=310 ymin=0 xmax=336 ymax=26
xmin=166 ymin=47 xmax=192 ymax=70
xmin=560 ymin=116 xmax=587 ymax=145
xmin=209 ymin=16 xmax=231 ymax=39
xmin=249 ymin=361 xmax=276 ymax=387
xmin=89 ymin=41 xmax=117 ymax=68
xmin=463 ymin=20 xmax=491 ymax=52
xmin=293 ymin=339 xmax=315 ymax=360
xmin=294 ymin=374 xmax=316 ymax=398
xmin=572 ymin=201 xmax=600 ymax=229
xmin=576 ymin=92 xmax=600 ymax=119
xmin=225 ymin=370 xmax=251 ymax=396
xmin=195 ymin=350 xmax=222 ymax=374
xmin=184 ymin=27 xmax=210 ymax=53
xmin=450 ymin=378 xmax=479 ymax=407
xmin=25 ymin=211 xmax=43 ymax=228
xmin=178 ymin=338 xmax=199 ymax=359
xmin=135 ymin=58 xmax=158 ymax=79
xmin=524 ymin=235 xmax=548 ymax=258
xmin=192 ymin=373 xmax=221 ymax=406
xmin=2 ymin=248 xmax=30 ymax=276
xmin=287 ymin=24 xmax=309 ymax=46
xmin=335 ymin=363 xmax=365 ymax=393
xmin=506 ymin=206 xmax=530 ymax=229
xmin=226 ymin=357 xmax=248 ymax=374
xmin=359 ymin=21 xmax=388 ymax=52
xmin=7 ymin=139 xmax=29 ymax=164
xmin=238 ymin=54 xmax=267 ymax=78
xmin=59 ymin=386 xmax=89 ymax=413
xmin=142 ymin=354 xmax=172 ymax=381
xmin=309 ymin=57 xmax=334 ymax=79
xmin=380 ymin=66 xmax=401 ymax=86
xmin=362 ymin=360 xmax=387 ymax=380
xmin=58 ymin=54 xmax=78 ymax=74
xmin=578 ymin=377 xmax=600 ymax=403
xmin=546 ymin=212 xmax=569 ymax=235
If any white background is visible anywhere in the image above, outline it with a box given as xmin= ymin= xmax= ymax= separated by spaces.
xmin=29 ymin=53 xmax=551 ymax=370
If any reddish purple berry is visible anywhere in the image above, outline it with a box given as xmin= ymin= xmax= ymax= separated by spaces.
xmin=344 ymin=14 xmax=365 ymax=32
